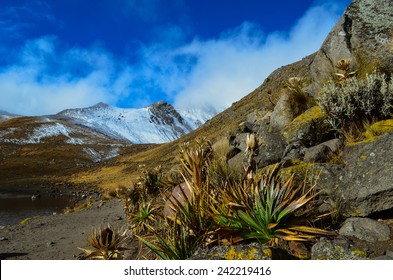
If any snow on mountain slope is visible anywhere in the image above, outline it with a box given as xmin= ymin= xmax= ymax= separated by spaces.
xmin=0 ymin=116 xmax=126 ymax=162
xmin=177 ymin=105 xmax=218 ymax=129
xmin=56 ymin=101 xmax=216 ymax=144
xmin=0 ymin=110 xmax=18 ymax=123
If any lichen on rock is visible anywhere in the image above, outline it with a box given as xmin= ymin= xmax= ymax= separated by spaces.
xmin=281 ymin=106 xmax=333 ymax=147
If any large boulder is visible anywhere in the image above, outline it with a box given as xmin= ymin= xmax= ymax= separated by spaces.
xmin=163 ymin=182 xmax=192 ymax=219
xmin=310 ymin=0 xmax=393 ymax=94
xmin=338 ymin=132 xmax=393 ymax=217
xmin=270 ymin=92 xmax=310 ymax=130
xmin=281 ymin=106 xmax=333 ymax=147
xmin=228 ymin=114 xmax=287 ymax=170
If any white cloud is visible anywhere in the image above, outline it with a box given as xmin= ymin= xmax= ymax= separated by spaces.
xmin=0 ymin=1 xmax=346 ymax=116
xmin=172 ymin=3 xmax=344 ymax=110
xmin=0 ymin=36 xmax=129 ymax=115
xmin=130 ymin=2 xmax=346 ymax=112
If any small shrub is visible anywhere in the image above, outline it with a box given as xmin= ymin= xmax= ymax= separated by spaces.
xmin=134 ymin=139 xmax=333 ymax=260
xmin=138 ymin=140 xmax=216 ymax=259
xmin=136 ymin=165 xmax=163 ymax=196
xmin=318 ymin=72 xmax=393 ymax=129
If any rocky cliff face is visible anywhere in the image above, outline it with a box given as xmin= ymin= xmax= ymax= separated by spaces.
xmin=310 ymin=0 xmax=393 ymax=94
xmin=147 ymin=101 xmax=193 ymax=140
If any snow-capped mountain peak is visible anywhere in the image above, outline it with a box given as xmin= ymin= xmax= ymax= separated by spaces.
xmin=55 ymin=101 xmax=216 ymax=144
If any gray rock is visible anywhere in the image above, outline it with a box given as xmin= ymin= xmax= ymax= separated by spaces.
xmin=339 ymin=217 xmax=391 ymax=242
xmin=338 ymin=133 xmax=393 ymax=217
xmin=228 ymin=121 xmax=287 ymax=170
xmin=281 ymin=106 xmax=333 ymax=147
xmin=163 ymin=182 xmax=192 ymax=219
xmin=374 ymin=255 xmax=393 ymax=260
xmin=321 ymin=139 xmax=343 ymax=154
xmin=374 ymin=250 xmax=393 ymax=260
xmin=311 ymin=237 xmax=368 ymax=260
xmin=237 ymin=121 xmax=253 ymax=133
xmin=303 ymin=144 xmax=332 ymax=163
xmin=386 ymin=250 xmax=393 ymax=258
xmin=255 ymin=131 xmax=287 ymax=169
xmin=227 ymin=146 xmax=241 ymax=160
xmin=282 ymin=141 xmax=305 ymax=161
xmin=270 ymin=92 xmax=309 ymax=130
xmin=231 ymin=133 xmax=248 ymax=155
xmin=303 ymin=139 xmax=342 ymax=163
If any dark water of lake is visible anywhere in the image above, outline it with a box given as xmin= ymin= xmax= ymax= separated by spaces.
xmin=0 ymin=192 xmax=74 ymax=226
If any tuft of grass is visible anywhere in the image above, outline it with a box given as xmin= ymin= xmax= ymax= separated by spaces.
xmin=285 ymin=77 xmax=315 ymax=108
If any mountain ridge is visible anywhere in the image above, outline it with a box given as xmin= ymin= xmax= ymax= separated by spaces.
xmin=0 ymin=101 xmax=216 ymax=144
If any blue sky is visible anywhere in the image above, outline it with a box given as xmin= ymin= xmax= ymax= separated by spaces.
xmin=0 ymin=0 xmax=351 ymax=115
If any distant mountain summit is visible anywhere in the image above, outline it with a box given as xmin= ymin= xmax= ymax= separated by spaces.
xmin=0 ymin=101 xmax=216 ymax=187
xmin=55 ymin=101 xmax=216 ymax=143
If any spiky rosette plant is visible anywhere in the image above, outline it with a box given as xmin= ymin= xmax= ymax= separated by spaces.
xmin=137 ymin=219 xmax=203 ymax=260
xmin=210 ymin=165 xmax=333 ymax=246
xmin=79 ymin=226 xmax=129 ymax=260
xmin=129 ymin=200 xmax=159 ymax=235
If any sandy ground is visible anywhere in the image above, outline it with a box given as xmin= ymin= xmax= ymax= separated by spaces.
xmin=0 ymin=199 xmax=133 ymax=260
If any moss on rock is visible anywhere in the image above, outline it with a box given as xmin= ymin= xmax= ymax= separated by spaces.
xmin=363 ymin=119 xmax=393 ymax=139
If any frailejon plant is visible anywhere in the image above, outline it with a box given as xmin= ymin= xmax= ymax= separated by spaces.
xmin=79 ymin=226 xmax=129 ymax=260
xmin=318 ymin=71 xmax=393 ymax=130
xmin=334 ymin=59 xmax=357 ymax=84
